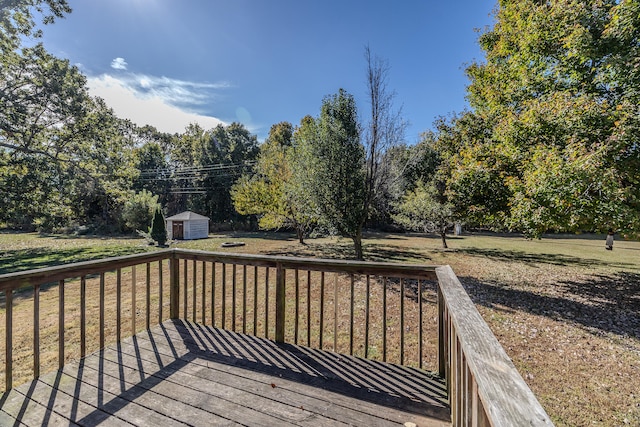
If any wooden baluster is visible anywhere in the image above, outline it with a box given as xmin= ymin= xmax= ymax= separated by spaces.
xmin=202 ymin=262 xmax=206 ymax=324
xmin=116 ymin=269 xmax=122 ymax=342
xmin=169 ymin=256 xmax=180 ymax=320
xmin=192 ymin=260 xmax=197 ymax=322
xmin=232 ymin=264 xmax=237 ymax=332
xmin=419 ymin=279 xmax=423 ymax=370
xmin=59 ymin=279 xmax=65 ymax=369
xmin=307 ymin=270 xmax=311 ymax=348
xmin=294 ymin=269 xmax=299 ymax=344
xmin=253 ymin=266 xmax=258 ymax=335
xmin=158 ymin=260 xmax=163 ymax=323
xmin=100 ymin=273 xmax=105 ymax=348
xmin=319 ymin=272 xmax=325 ymax=349
xmin=350 ymin=274 xmax=354 ymax=355
xmin=211 ymin=262 xmax=216 ymax=326
xmin=183 ymin=259 xmax=188 ymax=320
xmin=34 ymin=284 xmax=40 ymax=379
xmin=145 ymin=263 xmax=151 ymax=330
xmin=334 ymin=273 xmax=338 ymax=352
xmin=146 ymin=263 xmax=151 ymax=330
xmin=242 ymin=265 xmax=247 ymax=334
xmin=264 ymin=267 xmax=269 ymax=339
xmin=5 ymin=289 xmax=13 ymax=390
xmin=80 ymin=276 xmax=86 ymax=358
xmin=131 ymin=265 xmax=136 ymax=335
xmin=383 ymin=276 xmax=387 ymax=363
xmin=365 ymin=275 xmax=370 ymax=359
xmin=222 ymin=263 xmax=227 ymax=329
xmin=400 ymin=278 xmax=405 ymax=365
xmin=275 ymin=263 xmax=285 ymax=343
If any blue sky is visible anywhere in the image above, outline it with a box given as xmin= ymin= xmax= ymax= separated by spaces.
xmin=38 ymin=0 xmax=496 ymax=142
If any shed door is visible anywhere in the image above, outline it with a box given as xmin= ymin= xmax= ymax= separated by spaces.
xmin=172 ymin=221 xmax=184 ymax=240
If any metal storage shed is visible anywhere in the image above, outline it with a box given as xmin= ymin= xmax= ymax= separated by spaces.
xmin=166 ymin=211 xmax=210 ymax=240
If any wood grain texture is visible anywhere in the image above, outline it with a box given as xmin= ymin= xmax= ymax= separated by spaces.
xmin=1 ymin=320 xmax=451 ymax=427
xmin=436 ymin=265 xmax=553 ymax=426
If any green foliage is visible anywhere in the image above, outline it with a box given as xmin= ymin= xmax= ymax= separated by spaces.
xmin=393 ymin=180 xmax=454 ymax=248
xmin=0 ymin=1 xmax=267 ymax=233
xmin=305 ymin=89 xmax=367 ymax=258
xmin=121 ymin=190 xmax=159 ymax=232
xmin=170 ymin=122 xmax=259 ymax=223
xmin=132 ymin=134 xmax=173 ymax=202
xmin=0 ymin=0 xmax=71 ymax=52
xmin=434 ymin=0 xmax=640 ymax=237
xmin=231 ymin=122 xmax=316 ymax=243
xmin=150 ymin=206 xmax=167 ymax=246
xmin=373 ymin=135 xmax=439 ymax=226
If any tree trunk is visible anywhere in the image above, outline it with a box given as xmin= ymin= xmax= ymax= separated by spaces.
xmin=353 ymin=228 xmax=364 ymax=260
xmin=440 ymin=230 xmax=448 ymax=249
xmin=296 ymin=226 xmax=305 ymax=244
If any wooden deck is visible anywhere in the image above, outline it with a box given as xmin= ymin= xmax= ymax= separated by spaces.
xmin=0 ymin=320 xmax=451 ymax=426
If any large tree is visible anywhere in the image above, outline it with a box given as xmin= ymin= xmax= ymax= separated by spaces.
xmin=362 ymin=46 xmax=406 ymax=228
xmin=393 ymin=180 xmax=454 ymax=249
xmin=0 ymin=0 xmax=143 ymax=231
xmin=438 ymin=0 xmax=640 ymax=237
xmin=306 ymin=89 xmax=367 ymax=259
xmin=169 ymin=122 xmax=258 ymax=223
xmin=232 ymin=122 xmax=317 ymax=243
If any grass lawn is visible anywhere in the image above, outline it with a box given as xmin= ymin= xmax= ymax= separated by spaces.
xmin=1 ymin=230 xmax=639 ymax=426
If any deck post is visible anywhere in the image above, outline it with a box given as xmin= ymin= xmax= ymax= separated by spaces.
xmin=170 ymin=253 xmax=180 ymax=319
xmin=275 ymin=262 xmax=285 ymax=343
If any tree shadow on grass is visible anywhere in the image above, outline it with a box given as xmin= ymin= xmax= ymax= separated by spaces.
xmin=461 ymin=272 xmax=640 ymax=341
xmin=0 ymin=246 xmax=148 ymax=275
xmin=456 ymin=247 xmax=636 ymax=270
xmin=219 ymin=231 xmax=299 ymax=241
xmin=264 ymin=242 xmax=431 ymax=264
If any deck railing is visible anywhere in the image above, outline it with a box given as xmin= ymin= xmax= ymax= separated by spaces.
xmin=0 ymin=248 xmax=553 ymax=426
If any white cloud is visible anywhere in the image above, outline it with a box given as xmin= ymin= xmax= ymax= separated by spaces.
xmin=87 ymin=74 xmax=227 ymax=134
xmin=124 ymin=73 xmax=232 ymax=107
xmin=110 ymin=57 xmax=128 ymax=70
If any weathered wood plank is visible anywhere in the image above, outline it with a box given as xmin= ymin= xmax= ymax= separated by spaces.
xmin=114 ymin=324 xmax=449 ymax=426
xmin=436 ymin=265 xmax=552 ymax=426
xmin=77 ymin=348 xmax=316 ymax=426
xmin=36 ymin=372 xmax=186 ymax=427
xmin=60 ymin=356 xmax=261 ymax=426
xmin=140 ymin=321 xmax=449 ymax=422
xmin=0 ymin=406 xmax=26 ymax=426
xmin=0 ymin=388 xmax=81 ymax=427
xmin=173 ymin=248 xmax=438 ymax=279
xmin=8 ymin=378 xmax=126 ymax=427
xmin=0 ymin=250 xmax=171 ymax=292
xmin=3 ymin=320 xmax=450 ymax=427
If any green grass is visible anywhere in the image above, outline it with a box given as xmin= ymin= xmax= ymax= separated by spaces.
xmin=0 ymin=232 xmax=154 ymax=275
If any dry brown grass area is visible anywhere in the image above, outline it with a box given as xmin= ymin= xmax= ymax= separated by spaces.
xmin=2 ymin=231 xmax=639 ymax=426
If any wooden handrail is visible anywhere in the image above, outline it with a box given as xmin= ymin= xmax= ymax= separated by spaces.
xmin=171 ymin=248 xmax=439 ymax=279
xmin=0 ymin=250 xmax=172 ymax=292
xmin=436 ymin=265 xmax=553 ymax=426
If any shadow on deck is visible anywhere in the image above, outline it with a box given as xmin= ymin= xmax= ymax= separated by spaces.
xmin=0 ymin=319 xmax=451 ymax=426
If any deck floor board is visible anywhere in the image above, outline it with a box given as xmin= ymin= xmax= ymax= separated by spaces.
xmin=1 ymin=320 xmax=451 ymax=426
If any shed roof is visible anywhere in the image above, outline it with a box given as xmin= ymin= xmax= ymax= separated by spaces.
xmin=166 ymin=211 xmax=210 ymax=221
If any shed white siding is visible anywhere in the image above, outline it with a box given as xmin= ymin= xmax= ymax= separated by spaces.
xmin=166 ymin=211 xmax=210 ymax=240
xmin=185 ymin=219 xmax=208 ymax=240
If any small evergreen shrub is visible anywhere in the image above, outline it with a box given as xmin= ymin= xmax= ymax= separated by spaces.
xmin=150 ymin=206 xmax=167 ymax=246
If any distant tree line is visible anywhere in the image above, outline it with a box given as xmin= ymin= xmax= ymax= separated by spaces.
xmin=3 ymin=0 xmax=639 ymax=255
xmin=0 ymin=1 xmax=259 ymax=233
